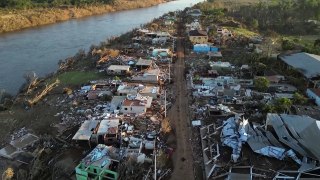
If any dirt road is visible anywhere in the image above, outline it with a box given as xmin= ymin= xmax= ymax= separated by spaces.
xmin=169 ymin=22 xmax=194 ymax=179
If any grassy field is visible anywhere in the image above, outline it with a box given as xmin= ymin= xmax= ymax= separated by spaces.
xmin=228 ymin=27 xmax=258 ymax=37
xmin=284 ymin=35 xmax=320 ymax=46
xmin=56 ymin=71 xmax=106 ymax=85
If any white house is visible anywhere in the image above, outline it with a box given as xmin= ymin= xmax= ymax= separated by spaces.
xmin=306 ymin=88 xmax=320 ymax=106
xmin=120 ymin=94 xmax=153 ymax=114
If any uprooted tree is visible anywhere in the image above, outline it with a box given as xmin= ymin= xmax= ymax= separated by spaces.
xmin=23 ymin=71 xmax=39 ymax=94
xmin=27 ymin=79 xmax=60 ymax=106
xmin=161 ymin=118 xmax=172 ymax=134
xmin=2 ymin=167 xmax=14 ymax=180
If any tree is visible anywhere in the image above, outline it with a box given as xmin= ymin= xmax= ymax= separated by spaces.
xmin=263 ymin=104 xmax=276 ymax=113
xmin=254 ymin=77 xmax=270 ymax=92
xmin=251 ymin=19 xmax=259 ymax=29
xmin=275 ymin=97 xmax=292 ymax=113
xmin=292 ymin=92 xmax=307 ymax=105
xmin=23 ymin=71 xmax=39 ymax=94
xmin=281 ymin=39 xmax=295 ymax=50
xmin=314 ymin=39 xmax=320 ymax=48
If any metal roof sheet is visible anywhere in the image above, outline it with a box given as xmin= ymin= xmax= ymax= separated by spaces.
xmin=279 ymin=52 xmax=320 ymax=78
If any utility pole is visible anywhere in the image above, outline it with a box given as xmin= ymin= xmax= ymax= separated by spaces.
xmin=168 ymin=60 xmax=171 ymax=84
xmin=154 ymin=140 xmax=157 ymax=180
xmin=164 ymin=89 xmax=167 ymax=118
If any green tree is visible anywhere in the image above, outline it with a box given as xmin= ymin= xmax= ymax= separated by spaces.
xmin=314 ymin=39 xmax=320 ymax=48
xmin=292 ymin=92 xmax=307 ymax=105
xmin=251 ymin=19 xmax=259 ymax=29
xmin=263 ymin=104 xmax=276 ymax=113
xmin=254 ymin=77 xmax=270 ymax=92
xmin=275 ymin=97 xmax=292 ymax=113
xmin=282 ymin=39 xmax=295 ymax=50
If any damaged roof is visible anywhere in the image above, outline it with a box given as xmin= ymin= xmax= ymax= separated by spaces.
xmin=266 ymin=113 xmax=320 ymax=160
xmin=72 ymin=120 xmax=99 ymax=141
xmin=136 ymin=59 xmax=153 ymax=66
xmin=189 ymin=29 xmax=208 ymax=36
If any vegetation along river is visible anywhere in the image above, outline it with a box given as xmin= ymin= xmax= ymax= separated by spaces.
xmin=0 ymin=0 xmax=203 ymax=94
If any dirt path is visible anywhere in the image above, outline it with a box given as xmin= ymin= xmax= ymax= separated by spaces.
xmin=169 ymin=21 xmax=194 ymax=179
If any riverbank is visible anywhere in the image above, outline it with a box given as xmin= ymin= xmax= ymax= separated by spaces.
xmin=0 ymin=0 xmax=166 ymax=33
xmin=0 ymin=9 xmax=180 ymax=178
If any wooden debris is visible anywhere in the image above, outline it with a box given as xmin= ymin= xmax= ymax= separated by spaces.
xmin=27 ymin=79 xmax=60 ymax=106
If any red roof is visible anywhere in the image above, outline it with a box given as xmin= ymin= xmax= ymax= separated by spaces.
xmin=310 ymin=88 xmax=320 ymax=97
xmin=123 ymin=99 xmax=143 ymax=106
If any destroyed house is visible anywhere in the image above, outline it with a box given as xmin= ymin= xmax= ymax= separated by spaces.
xmin=186 ymin=21 xmax=201 ymax=30
xmin=155 ymin=32 xmax=171 ymax=39
xmin=92 ymin=119 xmax=120 ymax=145
xmin=131 ymin=69 xmax=160 ymax=83
xmin=107 ymin=65 xmax=130 ymax=74
xmin=120 ymin=96 xmax=153 ymax=115
xmin=117 ymin=83 xmax=159 ymax=99
xmin=110 ymin=96 xmax=126 ymax=111
xmin=138 ymin=85 xmax=159 ymax=99
xmin=72 ymin=120 xmax=99 ymax=144
xmin=75 ymin=144 xmax=119 ymax=180
xmin=0 ymin=133 xmax=39 ymax=159
xmin=117 ymin=84 xmax=140 ymax=96
xmin=135 ymin=58 xmax=153 ymax=70
xmin=266 ymin=113 xmax=320 ymax=161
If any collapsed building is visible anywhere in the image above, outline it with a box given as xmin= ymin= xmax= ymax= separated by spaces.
xmin=199 ymin=113 xmax=320 ymax=179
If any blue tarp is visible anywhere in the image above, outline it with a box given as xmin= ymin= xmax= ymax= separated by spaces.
xmin=193 ymin=44 xmax=219 ymax=53
xmin=210 ymin=46 xmax=219 ymax=52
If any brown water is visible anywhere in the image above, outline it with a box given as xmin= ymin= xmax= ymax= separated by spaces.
xmin=0 ymin=0 xmax=203 ymax=94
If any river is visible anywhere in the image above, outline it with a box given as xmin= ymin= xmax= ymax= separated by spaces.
xmin=0 ymin=0 xmax=203 ymax=94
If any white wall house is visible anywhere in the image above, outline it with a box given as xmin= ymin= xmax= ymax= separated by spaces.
xmin=120 ymin=95 xmax=153 ymax=114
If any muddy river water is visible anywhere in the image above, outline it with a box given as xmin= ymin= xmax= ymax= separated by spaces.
xmin=0 ymin=0 xmax=203 ymax=94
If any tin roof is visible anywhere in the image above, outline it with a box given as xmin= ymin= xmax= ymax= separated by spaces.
xmin=279 ymin=52 xmax=320 ymax=79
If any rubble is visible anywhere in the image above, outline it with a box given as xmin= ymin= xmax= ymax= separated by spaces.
xmin=184 ymin=6 xmax=320 ymax=180
xmin=2 ymin=5 xmax=320 ymax=180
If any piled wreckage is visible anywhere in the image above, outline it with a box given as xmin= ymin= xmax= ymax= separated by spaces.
xmin=69 ymin=15 xmax=177 ymax=180
xmin=186 ymin=8 xmax=320 ymax=180
xmin=0 ymin=12 xmax=178 ymax=180
xmin=199 ymin=114 xmax=320 ymax=179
